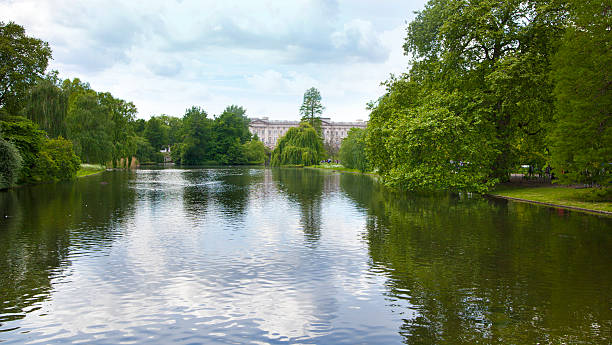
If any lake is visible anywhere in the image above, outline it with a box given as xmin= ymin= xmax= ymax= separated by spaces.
xmin=1 ymin=167 xmax=611 ymax=344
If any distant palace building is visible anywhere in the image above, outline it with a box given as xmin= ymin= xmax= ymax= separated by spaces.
xmin=248 ymin=117 xmax=367 ymax=148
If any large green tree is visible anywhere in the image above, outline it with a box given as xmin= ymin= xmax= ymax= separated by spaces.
xmin=271 ymin=123 xmax=324 ymax=166
xmin=548 ymin=0 xmax=611 ymax=186
xmin=339 ymin=127 xmax=371 ymax=172
xmin=21 ymin=72 xmax=68 ymax=138
xmin=0 ymin=22 xmax=52 ymax=114
xmin=66 ymin=91 xmax=113 ymax=165
xmin=212 ymin=105 xmax=251 ymax=164
xmin=144 ymin=116 xmax=169 ymax=151
xmin=181 ymin=106 xmax=213 ymax=165
xmin=367 ymin=0 xmax=568 ymax=192
xmin=243 ymin=138 xmax=267 ymax=164
xmin=98 ymin=92 xmax=138 ymax=166
xmin=299 ymin=87 xmax=324 ymax=135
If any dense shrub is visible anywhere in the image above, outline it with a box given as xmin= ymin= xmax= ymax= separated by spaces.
xmin=0 ymin=137 xmax=23 ymax=188
xmin=0 ymin=115 xmax=45 ymax=182
xmin=243 ymin=139 xmax=266 ymax=164
xmin=31 ymin=137 xmax=81 ymax=182
xmin=339 ymin=128 xmax=370 ymax=172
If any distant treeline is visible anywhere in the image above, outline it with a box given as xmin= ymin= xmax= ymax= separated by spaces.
xmin=0 ymin=22 xmax=266 ymax=189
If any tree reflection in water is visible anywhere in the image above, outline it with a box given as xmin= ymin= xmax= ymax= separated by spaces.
xmin=272 ymin=168 xmax=326 ymax=244
xmin=340 ymin=173 xmax=612 ymax=345
xmin=0 ymin=171 xmax=136 ymax=330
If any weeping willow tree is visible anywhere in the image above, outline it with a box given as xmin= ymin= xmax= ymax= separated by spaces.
xmin=21 ymin=74 xmax=68 ymax=138
xmin=271 ymin=123 xmax=324 ymax=166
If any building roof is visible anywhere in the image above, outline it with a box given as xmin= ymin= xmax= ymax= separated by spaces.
xmin=248 ymin=117 xmax=367 ymax=126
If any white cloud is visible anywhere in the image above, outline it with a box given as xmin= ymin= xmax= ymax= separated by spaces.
xmin=0 ymin=0 xmax=427 ymax=121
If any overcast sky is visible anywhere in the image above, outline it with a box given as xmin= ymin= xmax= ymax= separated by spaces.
xmin=1 ymin=0 xmax=427 ymax=121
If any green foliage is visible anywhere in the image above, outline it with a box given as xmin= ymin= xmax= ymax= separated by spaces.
xmin=31 ymin=137 xmax=80 ymax=182
xmin=144 ymin=116 xmax=168 ymax=150
xmin=243 ymin=139 xmax=266 ymax=164
xmin=370 ymin=90 xmax=496 ymax=192
xmin=0 ymin=136 xmax=23 ymax=188
xmin=367 ymin=0 xmax=569 ymax=192
xmin=181 ymin=106 xmax=213 ymax=165
xmin=0 ymin=115 xmax=45 ymax=182
xmin=134 ymin=135 xmax=156 ymax=163
xmin=159 ymin=115 xmax=183 ymax=145
xmin=99 ymin=92 xmax=138 ymax=165
xmin=299 ymin=87 xmax=324 ymax=135
xmin=66 ymin=91 xmax=113 ymax=165
xmin=62 ymin=82 xmax=138 ymax=166
xmin=271 ymin=123 xmax=324 ymax=166
xmin=212 ymin=105 xmax=251 ymax=164
xmin=170 ymin=143 xmax=186 ymax=164
xmin=339 ymin=128 xmax=370 ymax=172
xmin=548 ymin=0 xmax=611 ymax=186
xmin=0 ymin=22 xmax=52 ymax=114
xmin=21 ymin=72 xmax=68 ymax=138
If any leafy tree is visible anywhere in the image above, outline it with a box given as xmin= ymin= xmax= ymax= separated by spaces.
xmin=339 ymin=128 xmax=370 ymax=172
xmin=181 ymin=106 xmax=213 ymax=165
xmin=144 ymin=116 xmax=168 ymax=151
xmin=97 ymin=92 xmax=138 ymax=166
xmin=243 ymin=138 xmax=266 ymax=164
xmin=0 ymin=22 xmax=52 ymax=114
xmin=21 ymin=72 xmax=68 ymax=138
xmin=367 ymin=0 xmax=568 ymax=192
xmin=299 ymin=87 xmax=324 ymax=135
xmin=323 ymin=141 xmax=340 ymax=159
xmin=271 ymin=123 xmax=324 ymax=166
xmin=0 ymin=115 xmax=45 ymax=182
xmin=212 ymin=105 xmax=251 ymax=164
xmin=31 ymin=137 xmax=80 ymax=182
xmin=548 ymin=0 xmax=611 ymax=186
xmin=133 ymin=135 xmax=156 ymax=163
xmin=404 ymin=0 xmax=565 ymax=180
xmin=66 ymin=92 xmax=113 ymax=165
xmin=377 ymin=91 xmax=495 ymax=192
xmin=0 ymin=134 xmax=23 ymax=188
xmin=170 ymin=142 xmax=186 ymax=164
xmin=159 ymin=115 xmax=183 ymax=146
xmin=132 ymin=119 xmax=147 ymax=136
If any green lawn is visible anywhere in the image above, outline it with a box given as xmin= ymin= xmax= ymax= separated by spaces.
xmin=77 ymin=164 xmax=106 ymax=177
xmin=490 ymin=185 xmax=612 ymax=214
xmin=308 ymin=164 xmax=377 ymax=176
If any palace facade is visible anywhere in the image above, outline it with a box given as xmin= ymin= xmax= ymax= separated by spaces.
xmin=248 ymin=117 xmax=367 ymax=148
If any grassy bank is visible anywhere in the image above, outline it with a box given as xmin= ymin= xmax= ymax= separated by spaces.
xmin=308 ymin=163 xmax=378 ymax=176
xmin=490 ymin=185 xmax=612 ymax=214
xmin=77 ymin=164 xmax=106 ymax=177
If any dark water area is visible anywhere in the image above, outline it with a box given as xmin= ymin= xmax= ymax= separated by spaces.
xmin=0 ymin=167 xmax=610 ymax=344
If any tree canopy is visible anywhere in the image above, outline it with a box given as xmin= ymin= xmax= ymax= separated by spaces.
xmin=366 ymin=0 xmax=576 ymax=192
xmin=339 ymin=128 xmax=371 ymax=172
xmin=299 ymin=87 xmax=324 ymax=135
xmin=547 ymin=0 xmax=611 ymax=186
xmin=271 ymin=123 xmax=324 ymax=166
xmin=0 ymin=22 xmax=52 ymax=114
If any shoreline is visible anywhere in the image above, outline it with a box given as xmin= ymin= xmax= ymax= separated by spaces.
xmin=486 ymin=193 xmax=612 ymax=216
xmin=305 ymin=165 xmax=379 ymax=177
xmin=308 ymin=165 xmax=610 ymax=216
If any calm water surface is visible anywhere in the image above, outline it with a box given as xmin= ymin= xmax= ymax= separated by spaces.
xmin=0 ymin=167 xmax=611 ymax=344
